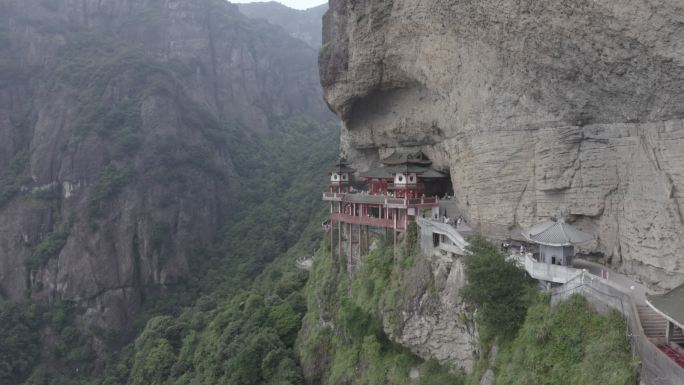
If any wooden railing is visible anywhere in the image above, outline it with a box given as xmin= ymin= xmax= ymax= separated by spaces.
xmin=322 ymin=192 xmax=344 ymax=200
xmin=408 ymin=197 xmax=438 ymax=205
xmin=330 ymin=212 xmax=403 ymax=229
xmin=509 ymin=254 xmax=582 ymax=284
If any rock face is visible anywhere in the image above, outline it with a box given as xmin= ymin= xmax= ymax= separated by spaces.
xmin=321 ymin=0 xmax=684 ymax=289
xmin=0 ymin=0 xmax=328 ymax=330
xmin=383 ymin=251 xmax=478 ymax=372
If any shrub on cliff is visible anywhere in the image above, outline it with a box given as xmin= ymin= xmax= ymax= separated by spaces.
xmin=462 ymin=236 xmax=535 ymax=341
xmin=494 ymin=294 xmax=637 ymax=385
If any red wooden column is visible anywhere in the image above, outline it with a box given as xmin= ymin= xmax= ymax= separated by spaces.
xmin=359 ymin=223 xmax=363 ymax=257
xmin=348 ymin=222 xmax=353 ymax=271
xmin=393 ymin=208 xmax=397 ymax=255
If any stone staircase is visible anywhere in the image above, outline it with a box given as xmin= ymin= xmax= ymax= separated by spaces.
xmin=637 ymin=305 xmax=684 ymax=343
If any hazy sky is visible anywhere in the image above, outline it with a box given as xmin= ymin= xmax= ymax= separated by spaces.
xmin=231 ymin=0 xmax=327 ymax=10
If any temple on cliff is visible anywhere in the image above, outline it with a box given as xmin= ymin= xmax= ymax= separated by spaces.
xmin=323 ymin=151 xmax=452 ymax=264
xmin=521 ymin=218 xmax=594 ymax=266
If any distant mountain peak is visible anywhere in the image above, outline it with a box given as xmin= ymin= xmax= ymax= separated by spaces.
xmin=236 ymin=1 xmax=328 ymax=48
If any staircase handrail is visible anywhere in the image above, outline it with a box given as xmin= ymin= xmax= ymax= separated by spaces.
xmin=416 ymin=217 xmax=468 ymax=253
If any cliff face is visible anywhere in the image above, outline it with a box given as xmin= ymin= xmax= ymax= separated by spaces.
xmin=382 ymin=250 xmax=479 ymax=372
xmin=297 ymin=239 xmax=477 ymax=384
xmin=0 ymin=0 xmax=329 ymax=330
xmin=237 ymin=2 xmax=327 ymax=48
xmin=321 ymin=0 xmax=684 ymax=289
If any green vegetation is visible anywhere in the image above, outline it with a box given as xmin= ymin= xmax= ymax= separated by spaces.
xmin=52 ymin=32 xmax=166 ymax=142
xmin=0 ymin=3 xmax=344 ymax=385
xmin=298 ymin=235 xmax=464 ymax=385
xmin=0 ymin=20 xmax=29 ymax=88
xmin=194 ymin=117 xmax=339 ymax=296
xmin=28 ymin=232 xmax=68 ymax=271
xmin=74 ymin=116 xmax=337 ymax=385
xmin=88 ymin=165 xmax=131 ymax=218
xmin=462 ymin=236 xmax=535 ymax=342
xmin=494 ymin=295 xmax=638 ymax=385
xmin=0 ymin=152 xmax=29 ymax=209
xmin=122 ymin=283 xmax=306 ymax=385
xmin=462 ymin=238 xmax=637 ymax=385
xmin=0 ymin=115 xmax=336 ymax=384
xmin=0 ymin=302 xmax=42 ymax=384
xmin=0 ymin=301 xmax=95 ymax=385
xmin=318 ymin=42 xmax=330 ymax=59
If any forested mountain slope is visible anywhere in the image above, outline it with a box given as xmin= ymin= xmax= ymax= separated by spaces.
xmin=0 ymin=0 xmax=340 ymax=383
xmin=0 ymin=0 xmax=331 ymax=334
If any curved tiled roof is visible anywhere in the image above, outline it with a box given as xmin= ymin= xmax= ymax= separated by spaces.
xmin=381 ymin=150 xmax=432 ymax=166
xmin=360 ymin=165 xmax=448 ymax=179
xmin=522 ymin=219 xmax=594 ymax=246
xmin=647 ymin=283 xmax=684 ymax=330
xmin=328 ymin=158 xmax=356 ymax=174
xmin=420 ymin=169 xmax=448 ymax=178
xmin=360 ymin=168 xmax=393 ymax=179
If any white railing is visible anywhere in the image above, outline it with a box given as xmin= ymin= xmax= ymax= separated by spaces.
xmin=416 ymin=217 xmax=468 ymax=255
xmin=439 ymin=242 xmax=464 ymax=255
xmin=509 ymin=253 xmax=583 ymax=284
xmin=549 ymin=271 xmax=684 ymax=384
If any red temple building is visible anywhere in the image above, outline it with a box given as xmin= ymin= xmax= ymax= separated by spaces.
xmin=328 ymin=158 xmax=356 ymax=193
xmin=323 ymin=151 xmax=452 ymax=266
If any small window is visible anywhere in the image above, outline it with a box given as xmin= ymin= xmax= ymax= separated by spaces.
xmin=342 ymin=174 xmax=347 ymax=180
xmin=409 ymin=175 xmax=415 ymax=182
xmin=398 ymin=175 xmax=404 ymax=182
xmin=333 ymin=174 xmax=338 ymax=181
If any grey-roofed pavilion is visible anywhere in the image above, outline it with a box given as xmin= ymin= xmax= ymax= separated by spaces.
xmin=522 ymin=218 xmax=594 ymax=266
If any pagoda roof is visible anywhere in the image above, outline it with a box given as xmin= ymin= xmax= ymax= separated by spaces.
xmin=360 ymin=165 xmax=448 ymax=179
xmin=360 ymin=167 xmax=393 ymax=179
xmin=381 ymin=150 xmax=432 ymax=166
xmin=522 ymin=218 xmax=594 ymax=247
xmin=420 ymin=169 xmax=449 ymax=179
xmin=385 ymin=164 xmax=431 ymax=174
xmin=646 ymin=283 xmax=684 ymax=330
xmin=328 ymin=158 xmax=356 ymax=174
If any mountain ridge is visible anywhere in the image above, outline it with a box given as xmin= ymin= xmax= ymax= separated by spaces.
xmin=0 ymin=0 xmax=332 ymax=331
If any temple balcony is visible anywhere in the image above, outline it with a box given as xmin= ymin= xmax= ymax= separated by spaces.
xmin=322 ymin=192 xmax=344 ymax=201
xmin=322 ymin=192 xmax=439 ymax=208
xmin=330 ymin=212 xmax=406 ymax=230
